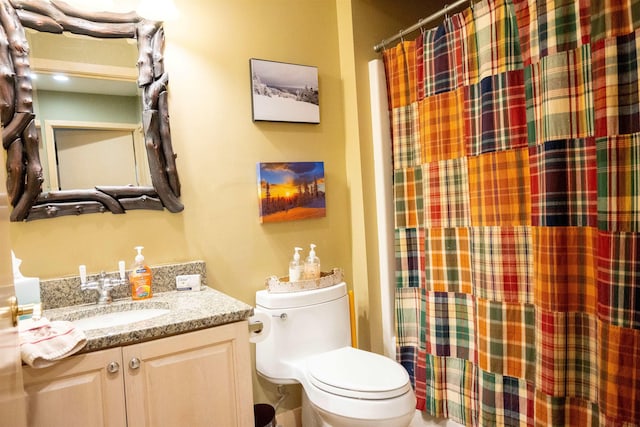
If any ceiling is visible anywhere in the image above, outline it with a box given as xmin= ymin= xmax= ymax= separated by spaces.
xmin=32 ymin=73 xmax=140 ymax=97
xmin=27 ymin=29 xmax=139 ymax=97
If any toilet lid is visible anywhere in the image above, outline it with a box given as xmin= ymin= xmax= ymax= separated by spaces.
xmin=306 ymin=347 xmax=411 ymax=400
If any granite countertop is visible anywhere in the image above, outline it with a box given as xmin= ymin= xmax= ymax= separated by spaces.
xmin=43 ymin=287 xmax=254 ymax=353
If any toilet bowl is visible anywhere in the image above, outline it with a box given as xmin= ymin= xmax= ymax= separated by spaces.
xmin=253 ymin=282 xmax=415 ymax=427
xmin=300 ymin=346 xmax=416 ymax=427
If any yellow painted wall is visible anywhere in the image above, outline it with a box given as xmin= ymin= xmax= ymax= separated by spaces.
xmin=340 ymin=0 xmax=446 ymax=356
xmin=11 ymin=1 xmax=349 ymax=315
xmin=7 ymin=0 xmax=444 ymax=412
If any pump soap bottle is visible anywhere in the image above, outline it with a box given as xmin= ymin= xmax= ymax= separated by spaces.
xmin=129 ymin=246 xmax=152 ymax=300
xmin=289 ymin=247 xmax=303 ymax=282
xmin=303 ymin=243 xmax=321 ymax=279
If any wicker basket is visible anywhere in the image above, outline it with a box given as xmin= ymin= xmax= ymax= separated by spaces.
xmin=265 ymin=267 xmax=344 ymax=293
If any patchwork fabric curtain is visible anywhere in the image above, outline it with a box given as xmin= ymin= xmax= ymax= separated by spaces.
xmin=383 ymin=0 xmax=639 ymax=425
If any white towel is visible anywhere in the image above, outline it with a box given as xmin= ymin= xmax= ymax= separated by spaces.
xmin=19 ymin=317 xmax=87 ymax=368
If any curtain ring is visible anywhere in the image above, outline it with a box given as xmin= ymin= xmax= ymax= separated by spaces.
xmin=399 ymin=30 xmax=405 ymax=43
xmin=418 ymin=17 xmax=426 ymax=36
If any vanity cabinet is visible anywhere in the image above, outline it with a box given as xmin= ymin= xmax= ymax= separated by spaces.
xmin=22 ymin=321 xmax=254 ymax=427
xmin=22 ymin=346 xmax=126 ymax=427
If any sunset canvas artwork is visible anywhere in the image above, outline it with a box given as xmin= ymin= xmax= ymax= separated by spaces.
xmin=257 ymin=162 xmax=326 ymax=223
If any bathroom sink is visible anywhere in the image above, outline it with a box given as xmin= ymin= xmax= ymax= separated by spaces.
xmin=72 ymin=308 xmax=171 ymax=331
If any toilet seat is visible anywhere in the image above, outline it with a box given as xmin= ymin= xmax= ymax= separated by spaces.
xmin=306 ymin=347 xmax=411 ymax=400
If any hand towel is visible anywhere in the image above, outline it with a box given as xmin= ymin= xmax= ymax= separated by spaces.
xmin=19 ymin=317 xmax=87 ymax=368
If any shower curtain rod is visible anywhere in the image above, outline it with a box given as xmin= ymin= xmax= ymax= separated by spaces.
xmin=373 ymin=0 xmax=469 ymax=52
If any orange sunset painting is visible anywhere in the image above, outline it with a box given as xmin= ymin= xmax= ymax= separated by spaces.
xmin=257 ymin=162 xmax=326 ymax=223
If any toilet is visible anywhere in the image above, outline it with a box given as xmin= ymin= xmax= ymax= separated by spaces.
xmin=252 ymin=282 xmax=416 ymax=427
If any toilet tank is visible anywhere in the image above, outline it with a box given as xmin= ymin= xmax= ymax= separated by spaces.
xmin=254 ymin=282 xmax=351 ymax=383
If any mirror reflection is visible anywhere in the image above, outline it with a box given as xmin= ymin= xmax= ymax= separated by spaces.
xmin=27 ymin=31 xmax=149 ymax=192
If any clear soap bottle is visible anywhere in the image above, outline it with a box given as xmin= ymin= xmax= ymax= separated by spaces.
xmin=303 ymin=243 xmax=321 ymax=279
xmin=289 ymin=247 xmax=303 ymax=282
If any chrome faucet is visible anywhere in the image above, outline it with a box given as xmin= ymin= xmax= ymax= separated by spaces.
xmin=80 ymin=262 xmax=127 ymax=305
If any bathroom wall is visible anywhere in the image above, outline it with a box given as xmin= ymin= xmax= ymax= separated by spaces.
xmin=338 ymin=0 xmax=448 ymax=355
xmin=7 ymin=0 xmax=439 ymax=411
xmin=10 ymin=0 xmax=349 ymax=321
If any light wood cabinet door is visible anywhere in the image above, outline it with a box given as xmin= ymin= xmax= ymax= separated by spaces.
xmin=21 ymin=322 xmax=253 ymax=427
xmin=122 ymin=321 xmax=253 ymax=427
xmin=22 ymin=347 xmax=127 ymax=427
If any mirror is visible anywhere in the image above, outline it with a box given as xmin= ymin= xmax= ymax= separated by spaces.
xmin=28 ymin=30 xmax=149 ymax=192
xmin=1 ymin=0 xmax=183 ymax=221
xmin=44 ymin=124 xmax=150 ymax=190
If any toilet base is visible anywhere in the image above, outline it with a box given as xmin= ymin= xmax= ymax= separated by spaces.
xmin=302 ymin=390 xmax=326 ymax=427
xmin=301 ymin=389 xmax=414 ymax=427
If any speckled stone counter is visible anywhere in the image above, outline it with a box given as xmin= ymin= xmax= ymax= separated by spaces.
xmin=40 ymin=261 xmax=208 ymax=310
xmin=43 ymin=287 xmax=254 ymax=353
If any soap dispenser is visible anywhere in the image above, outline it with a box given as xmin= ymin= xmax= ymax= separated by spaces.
xmin=303 ymin=243 xmax=321 ymax=279
xmin=289 ymin=247 xmax=303 ymax=282
xmin=129 ymin=246 xmax=152 ymax=300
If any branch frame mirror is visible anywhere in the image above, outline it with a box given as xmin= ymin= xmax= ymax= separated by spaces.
xmin=2 ymin=0 xmax=183 ymax=221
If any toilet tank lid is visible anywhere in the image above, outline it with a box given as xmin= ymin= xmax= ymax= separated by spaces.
xmin=256 ymin=282 xmax=347 ymax=309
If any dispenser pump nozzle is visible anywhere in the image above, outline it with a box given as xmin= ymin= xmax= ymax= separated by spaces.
xmin=309 ymin=243 xmax=316 ymax=257
xmin=293 ymin=247 xmax=302 ymax=261
xmin=134 ymin=246 xmax=145 ymax=264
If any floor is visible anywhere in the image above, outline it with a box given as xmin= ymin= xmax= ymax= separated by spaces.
xmin=275 ymin=408 xmax=301 ymax=427
xmin=410 ymin=410 xmax=465 ymax=427
xmin=275 ymin=408 xmax=465 ymax=427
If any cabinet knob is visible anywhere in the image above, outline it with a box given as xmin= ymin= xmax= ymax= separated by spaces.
xmin=107 ymin=361 xmax=120 ymax=373
xmin=129 ymin=357 xmax=141 ymax=370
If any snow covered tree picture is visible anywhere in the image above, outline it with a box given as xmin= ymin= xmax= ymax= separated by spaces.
xmin=250 ymin=59 xmax=319 ymax=123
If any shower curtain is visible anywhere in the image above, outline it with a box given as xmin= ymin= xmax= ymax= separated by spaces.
xmin=383 ymin=0 xmax=639 ymax=425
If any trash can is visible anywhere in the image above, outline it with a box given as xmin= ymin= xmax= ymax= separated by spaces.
xmin=254 ymin=403 xmax=276 ymax=427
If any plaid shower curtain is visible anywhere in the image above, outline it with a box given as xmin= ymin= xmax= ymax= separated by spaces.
xmin=383 ymin=0 xmax=639 ymax=425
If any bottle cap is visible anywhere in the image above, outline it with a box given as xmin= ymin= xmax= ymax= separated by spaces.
xmin=135 ymin=246 xmax=145 ymax=264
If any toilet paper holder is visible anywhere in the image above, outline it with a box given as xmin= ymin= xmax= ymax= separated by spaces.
xmin=249 ymin=319 xmax=264 ymax=334
xmin=249 ymin=311 xmax=286 ymax=334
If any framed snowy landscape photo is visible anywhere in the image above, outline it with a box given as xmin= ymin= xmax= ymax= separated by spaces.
xmin=250 ymin=58 xmax=319 ymax=123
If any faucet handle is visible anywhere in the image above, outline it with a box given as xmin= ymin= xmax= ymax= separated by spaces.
xmin=80 ymin=265 xmax=126 ymax=304
xmin=79 ymin=265 xmax=87 ymax=284
xmin=103 ymin=269 xmax=127 ymax=290
xmin=80 ymin=266 xmax=101 ymax=291
xmin=118 ymin=260 xmax=126 ymax=280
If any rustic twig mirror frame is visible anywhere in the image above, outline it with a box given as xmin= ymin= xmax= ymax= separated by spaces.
xmin=2 ymin=0 xmax=182 ymax=221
